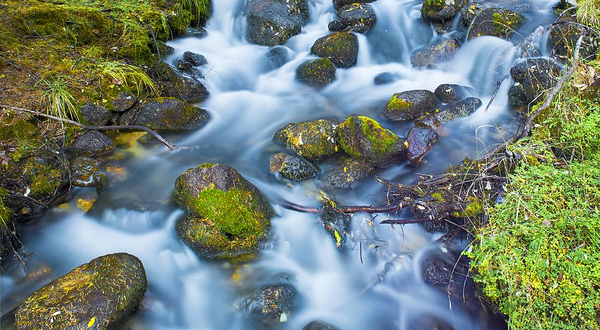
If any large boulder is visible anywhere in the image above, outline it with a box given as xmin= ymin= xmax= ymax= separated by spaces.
xmin=337 ymin=115 xmax=407 ymax=168
xmin=410 ymin=39 xmax=459 ymax=68
xmin=274 ymin=119 xmax=340 ymax=161
xmin=329 ymin=3 xmax=376 ymax=34
xmin=245 ymin=0 xmax=309 ymax=46
xmin=384 ymin=90 xmax=438 ymax=121
xmin=14 ymin=253 xmax=147 ymax=330
xmin=119 ymin=97 xmax=209 ymax=130
xmin=269 ymin=152 xmax=319 ymax=181
xmin=296 ymin=58 xmax=337 ymax=87
xmin=146 ymin=61 xmax=209 ymax=103
xmin=174 ymin=163 xmax=274 ymax=259
xmin=421 ymin=0 xmax=468 ymax=24
xmin=68 ymin=130 xmax=114 ymax=157
xmin=311 ymin=32 xmax=359 ymax=68
xmin=467 ymin=8 xmax=526 ymax=40
xmin=507 ymin=58 xmax=562 ymax=106
xmin=321 ymin=157 xmax=374 ymax=190
xmin=406 ymin=127 xmax=438 ymax=165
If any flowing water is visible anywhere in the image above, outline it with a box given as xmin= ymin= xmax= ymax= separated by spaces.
xmin=1 ymin=1 xmax=560 ymax=329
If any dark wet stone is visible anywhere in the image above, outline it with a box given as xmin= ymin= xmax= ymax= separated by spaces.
xmin=245 ymin=0 xmax=308 ymax=46
xmin=318 ymin=199 xmax=351 ymax=249
xmin=311 ymin=32 xmax=359 ymax=68
xmin=384 ymin=90 xmax=438 ymax=121
xmin=435 ymin=97 xmax=482 ymax=123
xmin=174 ymin=163 xmax=274 ymax=259
xmin=458 ymin=2 xmax=485 ymax=32
xmin=111 ymin=92 xmax=137 ymax=112
xmin=240 ymin=284 xmax=297 ymax=322
xmin=182 ymin=27 xmax=207 ymax=38
xmin=147 ymin=61 xmax=209 ymax=103
xmin=414 ymin=115 xmax=442 ymax=130
xmin=507 ymin=58 xmax=562 ymax=106
xmin=407 ymin=127 xmax=438 ymax=165
xmin=421 ymin=252 xmax=454 ymax=285
xmin=421 ymin=0 xmax=468 ymax=23
xmin=329 ymin=3 xmax=376 ymax=34
xmin=549 ymin=17 xmax=599 ymax=62
xmin=296 ymin=58 xmax=337 ymax=88
xmin=374 ymin=72 xmax=401 ymax=85
xmin=333 ymin=0 xmax=374 ymax=10
xmin=321 ymin=157 xmax=374 ymax=190
xmin=269 ymin=152 xmax=319 ymax=181
xmin=80 ymin=102 xmax=111 ymax=126
xmin=337 ymin=115 xmax=407 ymax=168
xmin=183 ymin=51 xmax=208 ymax=66
xmin=467 ymin=8 xmax=526 ymax=40
xmin=408 ymin=314 xmax=455 ymax=330
xmin=434 ymin=84 xmax=474 ymax=103
xmin=273 ymin=119 xmax=340 ymax=161
xmin=265 ymin=46 xmax=292 ymax=70
xmin=68 ymin=130 xmax=114 ymax=157
xmin=410 ymin=39 xmax=459 ymax=68
xmin=176 ymin=58 xmax=194 ymax=74
xmin=119 ymin=97 xmax=209 ymax=130
xmin=70 ymin=156 xmax=99 ymax=187
xmin=303 ymin=320 xmax=342 ymax=330
xmin=14 ymin=253 xmax=147 ymax=330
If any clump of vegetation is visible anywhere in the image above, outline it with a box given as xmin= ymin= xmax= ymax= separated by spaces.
xmin=98 ymin=61 xmax=158 ymax=96
xmin=40 ymin=77 xmax=80 ymax=121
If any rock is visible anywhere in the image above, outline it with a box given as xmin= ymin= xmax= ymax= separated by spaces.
xmin=173 ymin=163 xmax=274 ymax=259
xmin=245 ymin=0 xmax=308 ymax=46
xmin=274 ymin=119 xmax=340 ymax=161
xmin=458 ymin=2 xmax=485 ymax=31
xmin=434 ymin=84 xmax=474 ymax=103
xmin=329 ymin=3 xmax=376 ymax=34
xmin=296 ymin=58 xmax=337 ymax=87
xmin=311 ymin=32 xmax=359 ymax=68
xmin=406 ymin=127 xmax=438 ymax=165
xmin=80 ymin=102 xmax=111 ymax=126
xmin=467 ymin=8 xmax=526 ymax=40
xmin=337 ymin=115 xmax=407 ymax=168
xmin=384 ymin=90 xmax=438 ymax=121
xmin=322 ymin=157 xmax=374 ymax=190
xmin=374 ymin=72 xmax=401 ymax=85
xmin=264 ymin=46 xmax=292 ymax=70
xmin=176 ymin=59 xmax=194 ymax=74
xmin=111 ymin=92 xmax=136 ymax=112
xmin=549 ymin=18 xmax=599 ymax=62
xmin=408 ymin=314 xmax=455 ymax=330
xmin=240 ymin=284 xmax=297 ymax=322
xmin=68 ymin=130 xmax=114 ymax=157
xmin=269 ymin=152 xmax=319 ymax=181
xmin=435 ymin=97 xmax=482 ymax=122
xmin=14 ymin=253 xmax=147 ymax=330
xmin=303 ymin=320 xmax=342 ymax=330
xmin=181 ymin=27 xmax=207 ymax=38
xmin=410 ymin=39 xmax=459 ymax=68
xmin=183 ymin=51 xmax=207 ymax=66
xmin=119 ymin=97 xmax=209 ymax=130
xmin=507 ymin=58 xmax=562 ymax=106
xmin=414 ymin=115 xmax=442 ymax=130
xmin=333 ymin=0 xmax=374 ymax=10
xmin=146 ymin=61 xmax=209 ymax=103
xmin=421 ymin=0 xmax=468 ymax=24
xmin=70 ymin=156 xmax=99 ymax=187
xmin=421 ymin=251 xmax=454 ymax=285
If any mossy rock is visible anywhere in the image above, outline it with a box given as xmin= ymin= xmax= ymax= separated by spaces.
xmin=410 ymin=39 xmax=459 ymax=68
xmin=384 ymin=90 xmax=438 ymax=121
xmin=507 ymin=58 xmax=562 ymax=106
xmin=14 ymin=253 xmax=147 ymax=330
xmin=273 ymin=119 xmax=340 ymax=161
xmin=337 ymin=115 xmax=407 ymax=168
xmin=333 ymin=0 xmax=374 ymax=10
xmin=119 ymin=97 xmax=210 ymax=130
xmin=245 ymin=0 xmax=307 ymax=46
xmin=434 ymin=96 xmax=482 ymax=122
xmin=69 ymin=156 xmax=99 ymax=187
xmin=296 ymin=58 xmax=337 ymax=87
xmin=310 ymin=32 xmax=359 ymax=68
xmin=421 ymin=0 xmax=468 ymax=23
xmin=146 ymin=61 xmax=209 ymax=103
xmin=239 ymin=284 xmax=298 ymax=322
xmin=329 ymin=3 xmax=376 ymax=34
xmin=68 ymin=131 xmax=114 ymax=157
xmin=269 ymin=152 xmax=319 ymax=182
xmin=173 ymin=163 xmax=274 ymax=259
xmin=467 ymin=8 xmax=526 ymax=40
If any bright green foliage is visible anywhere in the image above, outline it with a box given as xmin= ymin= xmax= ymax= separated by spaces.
xmin=577 ymin=0 xmax=600 ymax=28
xmin=98 ymin=61 xmax=158 ymax=96
xmin=40 ymin=77 xmax=80 ymax=121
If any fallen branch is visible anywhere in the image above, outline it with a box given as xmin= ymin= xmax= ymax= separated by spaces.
xmin=1 ymin=104 xmax=177 ymax=150
xmin=380 ymin=218 xmax=435 ymax=225
xmin=277 ymin=199 xmax=406 ymax=214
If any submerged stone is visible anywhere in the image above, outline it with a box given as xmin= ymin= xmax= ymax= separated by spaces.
xmin=407 ymin=127 xmax=438 ymax=165
xmin=311 ymin=32 xmax=359 ymax=68
xmin=374 ymin=72 xmax=401 ymax=85
xmin=410 ymin=39 xmax=459 ymax=68
xmin=14 ymin=253 xmax=147 ymax=330
xmin=240 ymin=284 xmax=298 ymax=322
xmin=408 ymin=314 xmax=455 ymax=330
xmin=274 ymin=119 xmax=340 ymax=161
xmin=174 ymin=163 xmax=274 ymax=259
xmin=265 ymin=46 xmax=292 ymax=70
xmin=269 ymin=152 xmax=319 ymax=181
xmin=321 ymin=157 xmax=374 ymax=190
xmin=296 ymin=58 xmax=337 ymax=87
xmin=384 ymin=90 xmax=438 ymax=121
xmin=183 ymin=51 xmax=208 ymax=66
xmin=467 ymin=8 xmax=526 ymax=40
xmin=434 ymin=97 xmax=482 ymax=123
xmin=119 ymin=97 xmax=209 ymax=130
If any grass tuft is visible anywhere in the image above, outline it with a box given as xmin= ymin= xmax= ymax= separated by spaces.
xmin=98 ymin=61 xmax=159 ymax=96
xmin=40 ymin=77 xmax=80 ymax=121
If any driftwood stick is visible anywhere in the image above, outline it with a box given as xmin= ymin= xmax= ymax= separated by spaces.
xmin=277 ymin=199 xmax=407 ymax=214
xmin=380 ymin=218 xmax=434 ymax=225
xmin=0 ymin=104 xmax=177 ymax=150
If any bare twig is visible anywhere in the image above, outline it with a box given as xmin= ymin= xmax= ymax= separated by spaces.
xmin=380 ymin=218 xmax=435 ymax=225
xmin=277 ymin=199 xmax=407 ymax=214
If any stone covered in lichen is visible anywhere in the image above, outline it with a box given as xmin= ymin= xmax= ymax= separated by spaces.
xmin=68 ymin=130 xmax=114 ymax=157
xmin=467 ymin=8 xmax=526 ymax=40
xmin=410 ymin=39 xmax=459 ymax=68
xmin=507 ymin=58 xmax=562 ymax=106
xmin=273 ymin=119 xmax=340 ymax=161
xmin=321 ymin=157 xmax=374 ymax=190
xmin=384 ymin=90 xmax=438 ymax=121
xmin=119 ymin=97 xmax=210 ymax=130
xmin=14 ymin=253 xmax=147 ymax=330
xmin=269 ymin=152 xmax=319 ymax=181
xmin=337 ymin=115 xmax=407 ymax=168
xmin=296 ymin=58 xmax=337 ymax=87
xmin=434 ymin=97 xmax=482 ymax=122
xmin=329 ymin=3 xmax=376 ymax=34
xmin=173 ymin=163 xmax=274 ymax=259
xmin=310 ymin=32 xmax=359 ymax=68
xmin=239 ymin=284 xmax=298 ymax=322
xmin=245 ymin=0 xmax=308 ymax=46
xmin=421 ymin=0 xmax=468 ymax=23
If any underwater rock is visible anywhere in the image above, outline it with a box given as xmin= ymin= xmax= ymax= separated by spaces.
xmin=408 ymin=314 xmax=455 ymax=330
xmin=80 ymin=102 xmax=111 ymax=126
xmin=296 ymin=58 xmax=337 ymax=87
xmin=14 ymin=253 xmax=147 ymax=330
xmin=264 ymin=46 xmax=292 ymax=70
xmin=119 ymin=97 xmax=209 ymax=130
xmin=329 ymin=3 xmax=376 ymax=34
xmin=406 ymin=127 xmax=438 ymax=165
xmin=70 ymin=156 xmax=99 ymax=187
xmin=269 ymin=152 xmax=319 ymax=181
xmin=321 ymin=157 xmax=374 ymax=190
xmin=434 ymin=83 xmax=474 ymax=103
xmin=240 ymin=284 xmax=297 ymax=322
xmin=384 ymin=90 xmax=438 ymax=121
xmin=183 ymin=51 xmax=208 ymax=67
xmin=245 ymin=0 xmax=308 ymax=46
xmin=410 ymin=39 xmax=459 ymax=68
xmin=303 ymin=320 xmax=342 ymax=330
xmin=507 ymin=58 xmax=562 ymax=106
xmin=111 ymin=92 xmax=137 ymax=113
xmin=174 ymin=163 xmax=274 ymax=259
xmin=68 ymin=130 xmax=114 ymax=157
xmin=274 ymin=119 xmax=340 ymax=161
xmin=434 ymin=97 xmax=482 ymax=123
xmin=467 ymin=8 xmax=526 ymax=40
xmin=421 ymin=251 xmax=455 ymax=285
xmin=374 ymin=72 xmax=401 ymax=85
xmin=337 ymin=115 xmax=407 ymax=168
xmin=311 ymin=32 xmax=359 ymax=68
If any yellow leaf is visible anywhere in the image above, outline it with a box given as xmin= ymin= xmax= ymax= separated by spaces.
xmin=77 ymin=199 xmax=95 ymax=212
xmin=334 ymin=230 xmax=342 ymax=247
xmin=87 ymin=316 xmax=96 ymax=328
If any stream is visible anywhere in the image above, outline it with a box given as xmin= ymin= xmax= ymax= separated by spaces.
xmin=1 ymin=0 xmax=560 ymax=329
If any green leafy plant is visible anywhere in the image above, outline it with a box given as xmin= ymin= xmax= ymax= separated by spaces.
xmin=40 ymin=77 xmax=80 ymax=121
xmin=98 ymin=61 xmax=158 ymax=96
xmin=179 ymin=0 xmax=210 ymax=24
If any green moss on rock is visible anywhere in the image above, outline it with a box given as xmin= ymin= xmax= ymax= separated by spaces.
xmin=310 ymin=32 xmax=359 ymax=68
xmin=273 ymin=119 xmax=340 ymax=161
